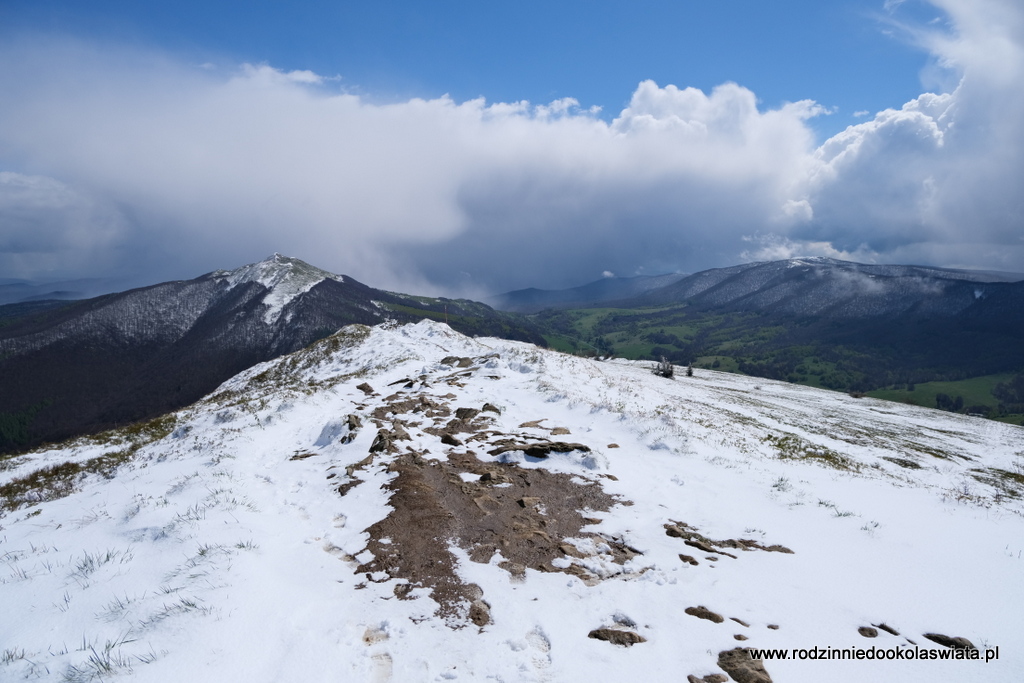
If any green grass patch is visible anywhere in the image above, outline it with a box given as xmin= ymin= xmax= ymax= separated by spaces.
xmin=762 ymin=433 xmax=858 ymax=471
xmin=868 ymin=373 xmax=1018 ymax=411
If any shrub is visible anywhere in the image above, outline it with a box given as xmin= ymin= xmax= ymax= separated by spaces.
xmin=653 ymin=356 xmax=674 ymax=379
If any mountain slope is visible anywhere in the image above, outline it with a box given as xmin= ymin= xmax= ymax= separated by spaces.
xmin=629 ymin=257 xmax=1024 ymax=316
xmin=530 ymin=258 xmax=1024 ymax=399
xmin=0 ymin=255 xmax=542 ymax=454
xmin=489 ymin=272 xmax=687 ymax=313
xmin=1 ymin=321 xmax=1021 ymax=682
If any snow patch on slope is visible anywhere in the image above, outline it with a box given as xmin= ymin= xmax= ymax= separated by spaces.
xmin=216 ymin=253 xmax=343 ymax=324
xmin=2 ymin=320 xmax=1024 ymax=682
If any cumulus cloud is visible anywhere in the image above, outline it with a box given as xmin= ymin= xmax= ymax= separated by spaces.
xmin=792 ymin=0 xmax=1024 ymax=271
xmin=0 ymin=39 xmax=824 ymax=293
xmin=0 ymin=0 xmax=1022 ymax=296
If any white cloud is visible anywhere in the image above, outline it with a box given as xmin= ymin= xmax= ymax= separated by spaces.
xmin=0 ymin=41 xmax=823 ymax=293
xmin=740 ymin=234 xmax=877 ymax=265
xmin=0 ymin=0 xmax=1022 ymax=294
xmin=790 ymin=0 xmax=1024 ymax=271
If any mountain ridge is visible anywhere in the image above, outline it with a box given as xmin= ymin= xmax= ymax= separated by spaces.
xmin=1 ymin=320 xmax=1021 ymax=682
xmin=0 ymin=255 xmax=543 ymax=454
xmin=488 ymin=258 xmax=1024 ymax=314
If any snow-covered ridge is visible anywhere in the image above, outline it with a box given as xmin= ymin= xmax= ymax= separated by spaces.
xmin=2 ymin=320 xmax=1023 ymax=682
xmin=214 ymin=253 xmax=344 ymax=324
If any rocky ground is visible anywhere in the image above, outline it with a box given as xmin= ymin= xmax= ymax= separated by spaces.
xmin=2 ymin=321 xmax=1022 ymax=682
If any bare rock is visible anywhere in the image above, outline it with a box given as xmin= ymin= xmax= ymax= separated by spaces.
xmin=369 ymin=429 xmax=394 ymax=453
xmin=923 ymin=633 xmax=976 ymax=650
xmin=469 ymin=598 xmax=492 ymax=627
xmin=550 ymin=427 xmax=571 ymax=435
xmin=482 ymin=403 xmax=501 ymax=414
xmin=686 ymin=606 xmax=725 ymax=624
xmin=858 ymin=626 xmax=878 ymax=638
xmin=689 ymin=676 xmax=728 ymax=683
xmin=356 ymin=382 xmax=375 ymax=395
xmin=455 ymin=407 xmax=480 ymax=420
xmin=679 ymin=554 xmax=699 ymax=566
xmin=717 ymin=647 xmax=773 ymax=683
xmin=441 ymin=433 xmax=463 ymax=447
xmin=734 ymin=634 xmax=748 ymax=641
xmin=731 ymin=618 xmax=750 ymax=627
xmin=488 ymin=441 xmax=591 ymax=458
xmin=874 ymin=623 xmax=900 ymax=636
xmin=588 ymin=628 xmax=646 ymax=647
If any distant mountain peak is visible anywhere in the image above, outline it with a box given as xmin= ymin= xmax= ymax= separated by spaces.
xmin=215 ymin=254 xmax=344 ymax=324
xmin=785 ymin=256 xmax=841 ymax=267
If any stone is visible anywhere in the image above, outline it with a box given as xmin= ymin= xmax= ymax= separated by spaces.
xmin=858 ymin=627 xmax=878 ymax=638
xmin=587 ymin=628 xmax=646 ymax=647
xmin=685 ymin=606 xmax=725 ymax=624
xmin=923 ymin=633 xmax=976 ymax=650
xmin=441 ymin=433 xmax=463 ymax=447
xmin=717 ymin=647 xmax=773 ymax=683
xmin=369 ymin=429 xmax=393 ymax=453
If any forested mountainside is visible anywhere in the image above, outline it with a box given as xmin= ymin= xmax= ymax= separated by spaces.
xmin=0 ymin=255 xmax=543 ymax=454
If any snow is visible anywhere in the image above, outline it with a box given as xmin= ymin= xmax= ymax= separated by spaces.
xmin=2 ymin=320 xmax=1023 ymax=682
xmin=215 ymin=253 xmax=343 ymax=324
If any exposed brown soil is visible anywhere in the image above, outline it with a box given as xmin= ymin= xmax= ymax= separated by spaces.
xmin=355 ymin=446 xmax=630 ymax=626
xmin=349 ymin=378 xmax=634 ymax=628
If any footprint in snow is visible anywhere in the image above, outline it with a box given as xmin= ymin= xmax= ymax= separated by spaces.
xmin=370 ymin=652 xmax=393 ymax=683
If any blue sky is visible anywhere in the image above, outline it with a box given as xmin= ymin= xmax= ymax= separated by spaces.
xmin=2 ymin=0 xmax=944 ymax=139
xmin=0 ymin=0 xmax=1022 ymax=295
